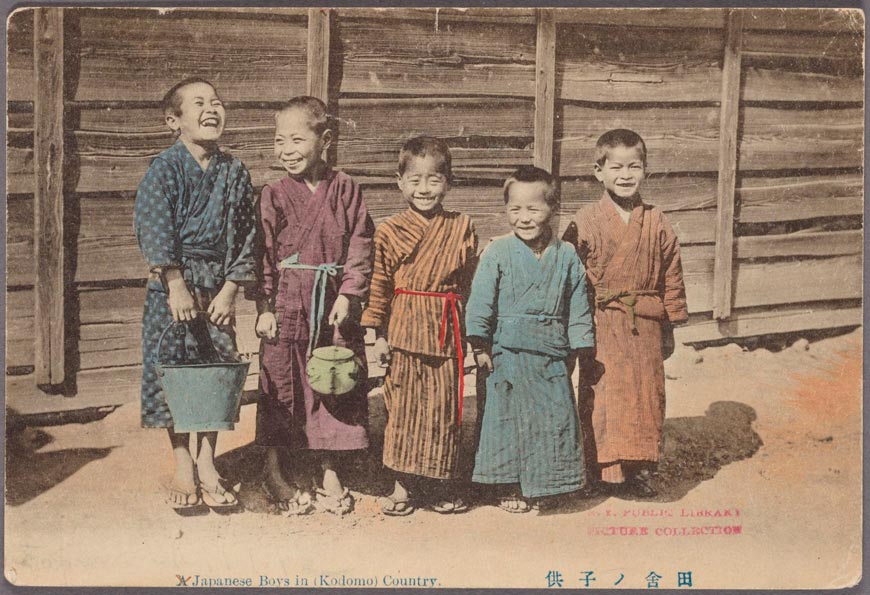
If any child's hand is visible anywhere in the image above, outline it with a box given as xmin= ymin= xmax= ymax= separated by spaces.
xmin=328 ymin=294 xmax=351 ymax=327
xmin=473 ymin=351 xmax=493 ymax=374
xmin=167 ymin=277 xmax=197 ymax=322
xmin=256 ymin=312 xmax=279 ymax=341
xmin=207 ymin=283 xmax=238 ymax=326
xmin=373 ymin=336 xmax=391 ymax=368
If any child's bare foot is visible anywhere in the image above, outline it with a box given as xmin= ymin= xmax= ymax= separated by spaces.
xmin=379 ymin=480 xmax=414 ymax=516
xmin=167 ymin=436 xmax=198 ymax=507
xmin=316 ymin=467 xmax=353 ymax=515
xmin=196 ymin=459 xmax=237 ymax=506
xmin=498 ymin=495 xmax=530 ymax=513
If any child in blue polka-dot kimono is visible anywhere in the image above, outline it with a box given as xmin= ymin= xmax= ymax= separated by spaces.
xmin=134 ymin=77 xmax=257 ymax=510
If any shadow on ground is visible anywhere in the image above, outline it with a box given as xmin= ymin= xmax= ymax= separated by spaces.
xmin=6 ymin=408 xmax=117 ymax=506
xmin=213 ymin=395 xmax=762 ymax=514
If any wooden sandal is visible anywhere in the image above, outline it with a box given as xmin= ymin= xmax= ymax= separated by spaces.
xmin=498 ymin=495 xmax=531 ymax=514
xmin=378 ymin=494 xmax=415 ymax=517
xmin=315 ymin=488 xmax=354 ymax=516
xmin=430 ymin=497 xmax=469 ymax=514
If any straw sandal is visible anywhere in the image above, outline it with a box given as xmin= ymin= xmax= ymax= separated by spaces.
xmin=430 ymin=497 xmax=469 ymax=514
xmin=198 ymin=477 xmax=239 ymax=509
xmin=498 ymin=495 xmax=531 ymax=514
xmin=163 ymin=480 xmax=202 ymax=510
xmin=315 ymin=488 xmax=354 ymax=516
xmin=378 ymin=494 xmax=415 ymax=517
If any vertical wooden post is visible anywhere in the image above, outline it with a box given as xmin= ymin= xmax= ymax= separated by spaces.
xmin=533 ymin=9 xmax=556 ymax=173
xmin=33 ymin=7 xmax=65 ymax=387
xmin=712 ymin=9 xmax=743 ymax=320
xmin=306 ymin=8 xmax=331 ymax=102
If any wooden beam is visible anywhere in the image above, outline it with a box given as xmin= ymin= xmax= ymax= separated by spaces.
xmin=306 ymin=8 xmax=331 ymax=102
xmin=33 ymin=7 xmax=65 ymax=388
xmin=533 ymin=8 xmax=556 ymax=173
xmin=712 ymin=9 xmax=743 ymax=320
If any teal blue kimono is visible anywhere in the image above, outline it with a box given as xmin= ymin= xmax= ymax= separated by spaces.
xmin=465 ymin=234 xmax=594 ymax=498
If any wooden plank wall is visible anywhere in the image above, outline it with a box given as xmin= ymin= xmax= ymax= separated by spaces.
xmin=6 ymin=8 xmax=864 ymax=396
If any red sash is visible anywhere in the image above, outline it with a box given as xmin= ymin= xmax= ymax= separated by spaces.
xmin=394 ymin=288 xmax=465 ymax=424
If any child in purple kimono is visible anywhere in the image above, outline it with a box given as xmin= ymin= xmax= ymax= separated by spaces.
xmin=254 ymin=97 xmax=374 ymax=515
xmin=134 ymin=77 xmax=257 ymax=510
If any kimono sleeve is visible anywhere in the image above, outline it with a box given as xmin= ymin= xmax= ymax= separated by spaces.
xmin=359 ymin=226 xmax=395 ymax=330
xmin=134 ymin=158 xmax=181 ymax=271
xmin=566 ymin=249 xmax=595 ymax=349
xmin=339 ymin=179 xmax=375 ymax=299
xmin=254 ymin=185 xmax=281 ymax=300
xmin=223 ymin=165 xmax=257 ymax=285
xmin=464 ymin=242 xmax=499 ymax=344
xmin=659 ymin=215 xmax=689 ymax=324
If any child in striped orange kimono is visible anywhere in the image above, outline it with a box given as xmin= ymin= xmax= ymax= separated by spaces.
xmin=567 ymin=129 xmax=688 ymax=498
xmin=361 ymin=137 xmax=478 ymax=516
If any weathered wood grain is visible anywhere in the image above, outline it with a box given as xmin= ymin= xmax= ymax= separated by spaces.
xmin=534 ymin=9 xmax=556 ymax=171
xmin=713 ymin=10 xmax=743 ymax=320
xmin=34 ymin=7 xmax=66 ymax=386
xmin=736 ymin=230 xmax=862 ymax=259
xmin=7 ymin=8 xmax=34 ymax=102
xmin=6 ymin=289 xmax=34 ymax=370
xmin=307 ymin=8 xmax=331 ymax=102
xmin=737 ymin=174 xmax=863 ymax=223
xmin=337 ymin=8 xmax=536 ymax=25
xmin=739 ymin=106 xmax=863 ymax=171
xmin=553 ymin=8 xmax=727 ymax=28
xmin=743 ymin=29 xmax=863 ymax=60
xmin=69 ymin=99 xmax=534 ymax=192
xmin=675 ymin=302 xmax=863 ymax=344
xmin=73 ymin=9 xmax=307 ymax=102
xmin=556 ymin=105 xmax=721 ymax=175
xmin=743 ymin=66 xmax=863 ymax=103
xmin=742 ymin=8 xmax=864 ymax=34
xmin=337 ymin=17 xmax=536 ymax=97
xmin=556 ymin=23 xmax=724 ymax=103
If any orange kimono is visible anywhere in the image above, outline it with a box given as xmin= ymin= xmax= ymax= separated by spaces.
xmin=572 ymin=193 xmax=688 ymax=481
xmin=361 ymin=208 xmax=478 ymax=479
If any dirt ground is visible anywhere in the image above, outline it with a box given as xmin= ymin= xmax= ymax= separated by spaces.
xmin=4 ymin=328 xmax=863 ymax=590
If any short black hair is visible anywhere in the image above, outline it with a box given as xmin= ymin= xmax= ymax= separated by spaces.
xmin=162 ymin=76 xmax=218 ymax=117
xmin=277 ymin=96 xmax=331 ymax=135
xmin=594 ymin=128 xmax=647 ymax=167
xmin=503 ymin=165 xmax=559 ymax=207
xmin=397 ymin=136 xmax=452 ymax=180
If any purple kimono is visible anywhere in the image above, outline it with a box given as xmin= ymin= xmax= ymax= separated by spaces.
xmin=255 ymin=170 xmax=374 ymax=450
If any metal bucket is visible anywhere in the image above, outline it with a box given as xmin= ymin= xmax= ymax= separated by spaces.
xmin=155 ymin=320 xmax=250 ymax=432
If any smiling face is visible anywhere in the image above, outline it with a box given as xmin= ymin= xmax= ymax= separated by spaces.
xmin=506 ymin=180 xmax=553 ymax=244
xmin=397 ymin=154 xmax=450 ymax=216
xmin=273 ymin=108 xmax=331 ymax=179
xmin=594 ymin=144 xmax=646 ymax=201
xmin=165 ymin=82 xmax=225 ymax=146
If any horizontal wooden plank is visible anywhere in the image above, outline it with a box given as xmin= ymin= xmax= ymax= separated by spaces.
xmin=743 ymin=29 xmax=863 ymax=60
xmin=338 ymin=17 xmax=536 ymax=97
xmin=556 ymin=23 xmax=724 ymax=103
xmin=557 ymin=105 xmax=721 ymax=175
xmin=7 ymin=8 xmax=34 ymax=102
xmin=72 ymin=100 xmax=534 ymax=193
xmin=736 ymin=230 xmax=863 ymax=260
xmin=560 ymin=176 xmax=718 ymax=213
xmin=739 ymin=106 xmax=863 ymax=171
xmin=74 ymin=10 xmax=307 ymax=102
xmin=337 ymin=8 xmax=536 ymax=24
xmin=675 ymin=302 xmax=862 ymax=344
xmin=738 ymin=173 xmax=863 ymax=223
xmin=6 ymin=289 xmax=34 ymax=370
xmin=553 ymin=8 xmax=726 ymax=28
xmin=742 ymin=66 xmax=863 ymax=103
xmin=742 ymin=8 xmax=864 ymax=34
xmin=7 ymin=146 xmax=34 ymax=195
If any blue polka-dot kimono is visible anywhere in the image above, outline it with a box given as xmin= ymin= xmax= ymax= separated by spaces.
xmin=134 ymin=140 xmax=257 ymax=429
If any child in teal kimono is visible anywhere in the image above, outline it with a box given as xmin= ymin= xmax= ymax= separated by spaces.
xmin=134 ymin=77 xmax=257 ymax=510
xmin=465 ymin=166 xmax=594 ymax=512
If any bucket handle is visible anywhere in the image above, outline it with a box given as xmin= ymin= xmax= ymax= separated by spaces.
xmin=155 ymin=313 xmax=238 ymax=366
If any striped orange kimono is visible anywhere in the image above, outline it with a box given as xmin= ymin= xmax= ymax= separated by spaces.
xmin=361 ymin=208 xmax=478 ymax=479
xmin=572 ymin=193 xmax=688 ymax=482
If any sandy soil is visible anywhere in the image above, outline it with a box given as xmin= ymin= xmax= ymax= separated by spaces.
xmin=4 ymin=329 xmax=863 ymax=589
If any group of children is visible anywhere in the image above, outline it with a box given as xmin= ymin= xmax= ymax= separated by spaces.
xmin=134 ymin=77 xmax=688 ymax=516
